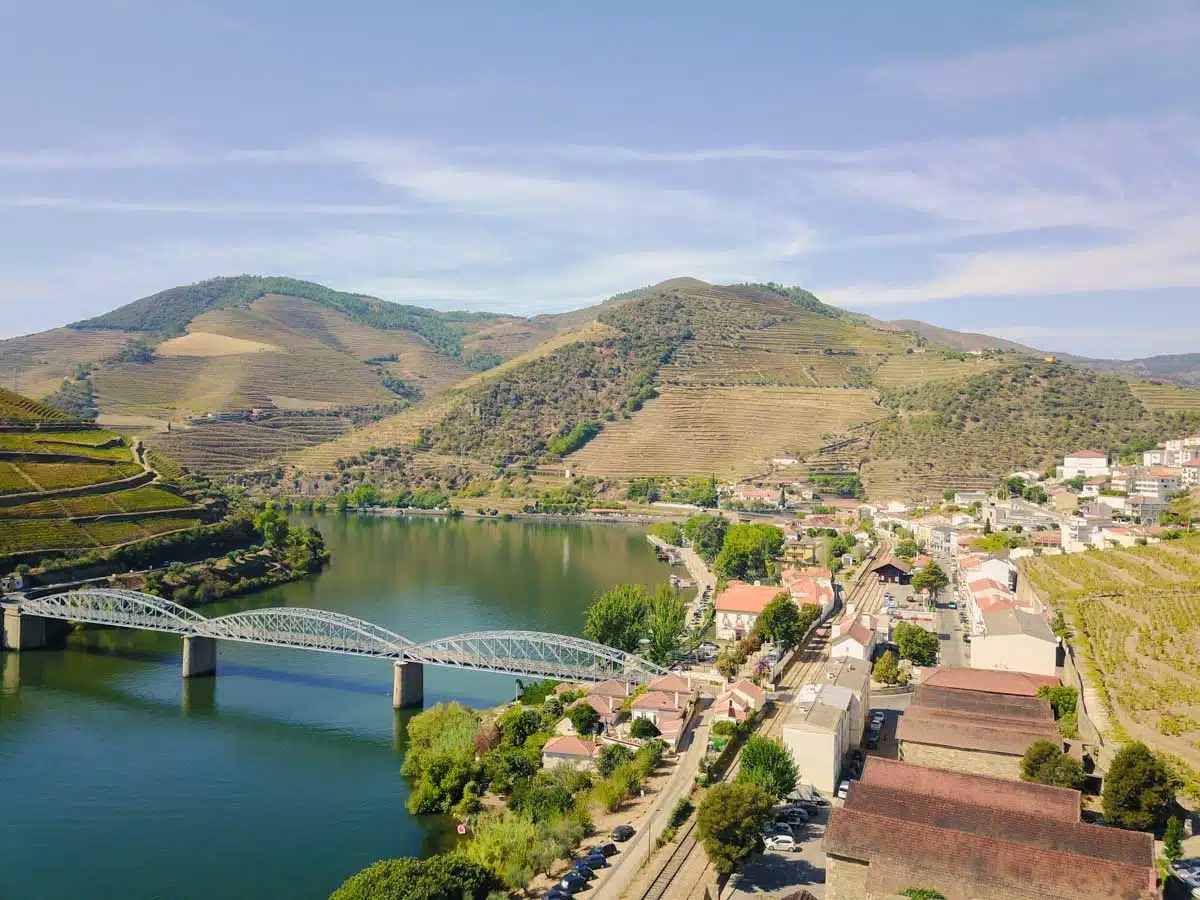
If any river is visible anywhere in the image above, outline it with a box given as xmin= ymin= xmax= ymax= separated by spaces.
xmin=0 ymin=515 xmax=675 ymax=900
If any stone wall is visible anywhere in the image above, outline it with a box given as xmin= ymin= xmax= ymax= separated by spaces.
xmin=826 ymin=855 xmax=870 ymax=900
xmin=899 ymin=741 xmax=1022 ymax=781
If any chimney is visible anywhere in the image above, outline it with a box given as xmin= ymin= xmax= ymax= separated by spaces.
xmin=847 ymin=601 xmax=857 ymax=616
xmin=861 ymin=613 xmax=872 ymax=629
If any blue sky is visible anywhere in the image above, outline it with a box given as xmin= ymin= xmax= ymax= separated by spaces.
xmin=1 ymin=0 xmax=1198 ymax=358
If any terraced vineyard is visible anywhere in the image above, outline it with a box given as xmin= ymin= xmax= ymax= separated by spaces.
xmin=570 ymin=386 xmax=880 ymax=478
xmin=1022 ymin=539 xmax=1200 ymax=770
xmin=0 ymin=485 xmax=192 ymax=519
xmin=290 ymin=394 xmax=461 ymax=469
xmin=1130 ymin=381 xmax=1200 ymax=412
xmin=0 ymin=429 xmax=132 ymax=461
xmin=0 ymin=328 xmax=137 ymax=401
xmin=8 ymin=460 xmax=144 ymax=492
xmin=145 ymin=411 xmax=353 ymax=475
xmin=0 ymin=515 xmax=204 ymax=555
xmin=872 ymin=353 xmax=1003 ymax=390
xmin=0 ymin=387 xmax=71 ymax=424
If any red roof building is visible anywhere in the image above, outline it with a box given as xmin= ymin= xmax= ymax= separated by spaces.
xmin=920 ymin=667 xmax=1059 ymax=697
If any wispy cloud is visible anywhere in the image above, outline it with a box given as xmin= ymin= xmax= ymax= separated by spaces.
xmin=0 ymin=197 xmax=418 ymax=216
xmin=867 ymin=6 xmax=1200 ymax=100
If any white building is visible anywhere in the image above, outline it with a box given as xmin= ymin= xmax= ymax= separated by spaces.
xmin=541 ymin=735 xmax=600 ymax=771
xmin=1132 ymin=470 xmax=1182 ymax=501
xmin=1144 ymin=436 xmax=1200 ymax=468
xmin=781 ymin=656 xmax=871 ymax=795
xmin=1184 ymin=460 xmax=1200 ymax=487
xmin=970 ymin=609 xmax=1058 ymax=677
xmin=713 ymin=581 xmax=782 ymax=641
xmin=1061 ymin=450 xmax=1110 ymax=479
xmin=830 ymin=607 xmax=878 ymax=661
xmin=954 ymin=490 xmax=990 ymax=507
xmin=987 ymin=498 xmax=1061 ymax=531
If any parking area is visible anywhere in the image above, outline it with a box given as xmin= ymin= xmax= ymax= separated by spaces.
xmin=726 ymin=806 xmax=830 ymax=899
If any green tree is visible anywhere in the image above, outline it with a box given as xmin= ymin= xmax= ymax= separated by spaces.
xmin=696 ymin=782 xmax=774 ymax=875
xmin=712 ymin=524 xmax=785 ymax=581
xmin=348 ymin=483 xmax=380 ymax=508
xmin=1102 ymin=742 xmax=1175 ymax=830
xmin=329 ymin=854 xmax=501 ymax=900
xmin=736 ymin=736 xmax=798 ymax=800
xmin=1036 ymin=685 xmax=1078 ymax=718
xmin=894 ymin=540 xmax=921 ymax=558
xmin=684 ymin=513 xmax=728 ymax=561
xmin=894 ymin=622 xmax=940 ymax=667
xmin=1164 ymin=815 xmax=1184 ymax=862
xmin=1050 ymin=610 xmax=1069 ymax=637
xmin=872 ymin=649 xmax=904 ymax=685
xmin=567 ymin=702 xmax=599 ymax=736
xmin=254 ymin=503 xmax=290 ymax=549
xmin=334 ymin=494 xmax=350 ymax=514
xmin=583 ymin=584 xmax=649 ymax=654
xmin=1020 ymin=739 xmax=1085 ymax=789
xmin=645 ymin=584 xmax=687 ymax=664
xmin=911 ymin=561 xmax=949 ymax=598
xmin=630 ymin=717 xmax=661 ymax=740
xmin=598 ymin=743 xmax=635 ymax=777
xmin=1005 ymin=475 xmax=1026 ymax=498
xmin=901 ymin=891 xmax=946 ymax=900
xmin=649 ymin=522 xmax=683 ymax=546
xmin=715 ymin=651 xmax=742 ymax=680
xmin=756 ymin=592 xmax=804 ymax=649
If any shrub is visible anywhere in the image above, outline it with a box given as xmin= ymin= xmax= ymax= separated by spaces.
xmin=631 ymin=717 xmax=661 ymax=740
xmin=1020 ymin=740 xmax=1084 ymax=789
xmin=329 ymin=854 xmax=501 ymax=900
xmin=1102 ymin=742 xmax=1175 ymax=830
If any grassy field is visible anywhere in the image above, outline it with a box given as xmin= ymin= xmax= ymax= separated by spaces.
xmin=570 ymin=385 xmax=880 ymax=478
xmin=0 ymin=429 xmax=131 ymax=461
xmin=1130 ymin=381 xmax=1200 ymax=412
xmin=1022 ymin=538 xmax=1200 ymax=769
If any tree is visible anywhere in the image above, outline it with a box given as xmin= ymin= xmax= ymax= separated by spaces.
xmin=736 ymin=736 xmax=798 ymax=800
xmin=348 ymin=483 xmax=380 ymax=508
xmin=645 ymin=584 xmax=687 ymax=664
xmin=329 ymin=854 xmax=501 ymax=900
xmin=911 ymin=562 xmax=949 ymax=598
xmin=696 ymin=782 xmax=774 ymax=876
xmin=1036 ymin=685 xmax=1078 ymax=718
xmin=1020 ymin=740 xmax=1085 ymax=789
xmin=893 ymin=622 xmax=940 ymax=666
xmin=901 ymin=891 xmax=946 ymax=900
xmin=712 ymin=524 xmax=785 ymax=581
xmin=684 ymin=513 xmax=728 ymax=561
xmin=1050 ymin=610 xmax=1069 ymax=638
xmin=630 ymin=717 xmax=661 ymax=740
xmin=1102 ymin=742 xmax=1175 ymax=830
xmin=1164 ymin=815 xmax=1184 ymax=862
xmin=583 ymin=584 xmax=649 ymax=654
xmin=472 ymin=721 xmax=501 ymax=756
xmin=894 ymin=540 xmax=921 ymax=558
xmin=757 ymin=592 xmax=803 ymax=649
xmin=649 ymin=522 xmax=683 ymax=546
xmin=872 ymin=649 xmax=904 ymax=685
xmin=598 ymin=743 xmax=635 ymax=777
xmin=943 ymin=490 xmax=956 ymax=501
xmin=254 ymin=503 xmax=291 ymax=549
xmin=1005 ymin=475 xmax=1026 ymax=498
xmin=567 ymin=702 xmax=599 ymax=736
xmin=715 ymin=652 xmax=742 ymax=680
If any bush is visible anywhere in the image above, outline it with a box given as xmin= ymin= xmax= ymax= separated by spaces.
xmin=631 ymin=717 xmax=661 ymax=740
xmin=1020 ymin=740 xmax=1084 ymax=789
xmin=669 ymin=796 xmax=694 ymax=829
xmin=1102 ymin=742 xmax=1175 ymax=830
xmin=598 ymin=744 xmax=635 ymax=777
xmin=648 ymin=522 xmax=683 ymax=546
xmin=329 ymin=854 xmax=501 ymax=900
xmin=567 ymin=702 xmax=600 ymax=736
xmin=735 ymin=736 xmax=798 ymax=800
xmin=696 ymin=782 xmax=773 ymax=875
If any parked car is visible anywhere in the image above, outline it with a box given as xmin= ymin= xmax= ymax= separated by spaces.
xmin=590 ymin=841 xmax=618 ymax=858
xmin=571 ymin=863 xmax=597 ymax=880
xmin=763 ymin=822 xmax=794 ymax=838
xmin=869 ymin=711 xmax=885 ymax=727
xmin=837 ymin=780 xmax=851 ymax=800
xmin=699 ymin=642 xmax=719 ymax=653
xmin=582 ymin=852 xmax=608 ymax=869
xmin=774 ymin=809 xmax=809 ymax=825
xmin=559 ymin=872 xmax=589 ymax=893
xmin=544 ymin=888 xmax=572 ymax=900
xmin=612 ymin=824 xmax=635 ymax=842
xmin=763 ymin=833 xmax=797 ymax=852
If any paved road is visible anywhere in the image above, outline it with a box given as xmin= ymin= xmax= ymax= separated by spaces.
xmin=933 ymin=599 xmax=967 ymax=669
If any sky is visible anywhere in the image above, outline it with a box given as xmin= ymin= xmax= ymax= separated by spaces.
xmin=1 ymin=0 xmax=1198 ymax=358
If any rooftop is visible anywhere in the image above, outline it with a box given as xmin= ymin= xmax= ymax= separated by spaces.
xmin=981 ymin=607 xmax=1057 ymax=642
xmin=897 ymin=685 xmax=1059 ymax=755
xmin=1066 ymin=449 xmax=1108 ymax=459
xmin=714 ymin=581 xmax=781 ymax=614
xmin=785 ymin=682 xmax=852 ymax=734
xmin=542 ymin=735 xmax=599 ymax=757
xmin=920 ymin=667 xmax=1059 ymax=697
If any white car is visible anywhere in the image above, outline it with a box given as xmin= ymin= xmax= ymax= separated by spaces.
xmin=836 ymin=780 xmax=851 ymax=800
xmin=763 ymin=833 xmax=797 ymax=852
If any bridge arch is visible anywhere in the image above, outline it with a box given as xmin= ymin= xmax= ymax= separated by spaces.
xmin=21 ymin=589 xmax=208 ymax=634
xmin=197 ymin=607 xmax=411 ymax=658
xmin=405 ymin=630 xmax=667 ymax=683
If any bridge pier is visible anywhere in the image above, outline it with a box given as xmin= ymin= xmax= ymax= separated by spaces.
xmin=393 ymin=661 xmax=424 ymax=709
xmin=2 ymin=604 xmax=69 ymax=650
xmin=182 ymin=635 xmax=217 ymax=678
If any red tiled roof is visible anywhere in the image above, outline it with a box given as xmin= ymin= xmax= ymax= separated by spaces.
xmin=588 ymin=679 xmax=632 ymax=699
xmin=573 ymin=694 xmax=618 ymax=721
xmin=824 ymin=808 xmax=1157 ymax=900
xmin=975 ymin=594 xmax=1016 ymax=614
xmin=1067 ymin=449 xmax=1107 ymax=458
xmin=631 ymin=691 xmax=684 ymax=711
xmin=869 ymin=555 xmax=912 ymax=574
xmin=913 ymin=685 xmax=1054 ymax=721
xmin=722 ymin=678 xmax=765 ymax=703
xmin=859 ymin=757 xmax=1080 ymax=821
xmin=921 ymin=667 xmax=1059 ymax=697
xmin=897 ymin=711 xmax=1058 ymax=755
xmin=1085 ymin=476 xmax=1109 ymax=484
xmin=647 ymin=673 xmax=695 ymax=694
xmin=714 ymin=581 xmax=781 ymax=614
xmin=969 ymin=577 xmax=1007 ymax=592
xmin=1185 ymin=460 xmax=1200 ymax=467
xmin=542 ymin=735 xmax=598 ymax=757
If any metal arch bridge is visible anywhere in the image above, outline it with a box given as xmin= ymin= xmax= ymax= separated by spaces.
xmin=13 ymin=589 xmax=667 ymax=683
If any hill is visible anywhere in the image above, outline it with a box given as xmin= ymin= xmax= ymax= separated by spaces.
xmin=1063 ymin=352 xmax=1200 ymax=388
xmin=873 ymin=318 xmax=1042 ymax=355
xmin=0 ymin=390 xmax=212 ymax=563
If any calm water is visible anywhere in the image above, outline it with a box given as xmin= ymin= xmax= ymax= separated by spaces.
xmin=0 ymin=515 xmax=673 ymax=900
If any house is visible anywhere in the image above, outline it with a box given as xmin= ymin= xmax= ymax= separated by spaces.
xmin=896 ymin=684 xmax=1060 ymax=780
xmin=1125 ymin=494 xmax=1167 ymax=525
xmin=573 ymin=693 xmax=623 ymax=730
xmin=971 ymin=608 xmax=1059 ymax=677
xmin=867 ymin=556 xmax=911 ymax=584
xmin=1081 ymin=476 xmax=1108 ymax=498
xmin=1184 ymin=459 xmax=1200 ymax=487
xmin=1061 ymin=449 xmax=1110 ymax=478
xmin=954 ymin=490 xmax=990 ymax=506
xmin=1132 ymin=469 xmax=1181 ymax=501
xmin=823 ymin=758 xmax=1158 ymax=900
xmin=714 ymin=581 xmax=783 ymax=641
xmin=781 ymin=566 xmax=835 ymax=615
xmin=630 ymin=673 xmax=698 ymax=749
xmin=1031 ymin=530 xmax=1063 ymax=550
xmin=781 ymin=657 xmax=871 ymax=794
xmin=987 ymin=498 xmax=1061 ymax=531
xmin=541 ymin=735 xmax=600 ymax=770
xmin=830 ymin=607 xmax=877 ymax=661
xmin=920 ymin=667 xmax=1059 ymax=697
xmin=731 ymin=485 xmax=782 ymax=508
xmin=713 ymin=679 xmax=766 ymax=724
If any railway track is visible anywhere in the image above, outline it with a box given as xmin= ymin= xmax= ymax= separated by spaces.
xmin=636 ymin=820 xmax=699 ymax=900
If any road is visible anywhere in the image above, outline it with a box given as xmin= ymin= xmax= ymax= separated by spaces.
xmin=624 ymin=543 xmax=892 ymax=900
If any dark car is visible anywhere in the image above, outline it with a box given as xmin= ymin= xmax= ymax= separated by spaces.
xmin=544 ymin=889 xmax=572 ymax=900
xmin=582 ymin=852 xmax=608 ymax=869
xmin=559 ymin=871 xmax=589 ymax=892
xmin=591 ymin=841 xmax=618 ymax=858
xmin=612 ymin=824 xmax=635 ymax=841
xmin=572 ymin=863 xmax=596 ymax=880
